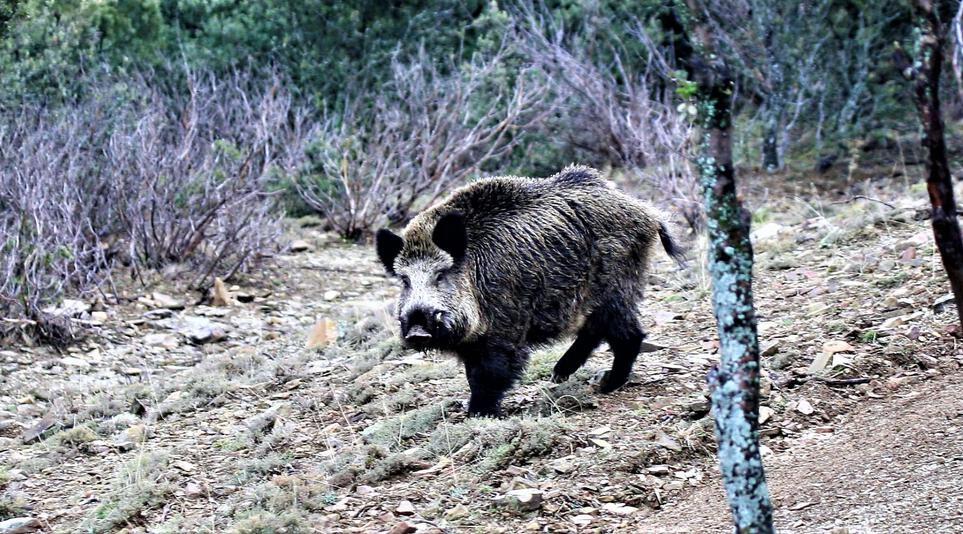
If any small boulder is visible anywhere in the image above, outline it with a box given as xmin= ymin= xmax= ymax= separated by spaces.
xmin=494 ymin=489 xmax=543 ymax=512
xmin=290 ymin=240 xmax=312 ymax=253
xmin=0 ymin=517 xmax=41 ymax=533
xmin=151 ymin=292 xmax=185 ymax=310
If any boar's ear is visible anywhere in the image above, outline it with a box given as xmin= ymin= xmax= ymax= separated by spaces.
xmin=375 ymin=229 xmax=404 ymax=274
xmin=432 ymin=211 xmax=467 ymax=263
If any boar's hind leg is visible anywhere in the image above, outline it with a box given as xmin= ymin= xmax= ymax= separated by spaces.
xmin=598 ymin=304 xmax=645 ymax=394
xmin=551 ymin=320 xmax=604 ymax=383
xmin=462 ymin=339 xmax=528 ymax=418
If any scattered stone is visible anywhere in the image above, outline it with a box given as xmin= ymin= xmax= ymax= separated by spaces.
xmin=143 ymin=308 xmax=175 ymax=319
xmin=151 ymin=292 xmax=185 ymax=310
xmin=323 ymin=290 xmax=342 ymax=301
xmin=290 ymin=240 xmax=312 ymax=252
xmin=683 ymin=399 xmax=709 ymax=415
xmin=173 ymin=460 xmax=196 ymax=472
xmin=760 ymin=340 xmax=781 ymax=358
xmin=771 ymin=351 xmax=797 ymax=370
xmin=550 ymin=456 xmax=576 ymax=474
xmin=90 ymin=311 xmax=109 ymax=323
xmin=396 ymin=500 xmax=415 ymax=516
xmin=113 ymin=424 xmax=147 ymax=451
xmin=811 ymin=340 xmax=854 ymax=373
xmin=184 ymin=482 xmax=204 ymax=498
xmin=639 ymin=340 xmax=667 ymax=353
xmin=388 ymin=522 xmax=417 ymax=534
xmin=831 ymin=353 xmax=853 ymax=368
xmin=795 ymin=398 xmax=815 ymax=415
xmin=495 ymin=489 xmax=543 ymax=512
xmin=59 ymin=356 xmax=91 ymax=369
xmin=589 ymin=438 xmax=612 ymax=449
xmin=759 ymin=406 xmax=774 ymax=425
xmin=601 ymin=502 xmax=638 ymax=516
xmin=0 ymin=517 xmax=41 ymax=533
xmin=880 ymin=316 xmax=906 ymax=330
xmin=653 ymin=429 xmax=682 ymax=452
xmin=444 ymin=504 xmax=470 ymax=521
xmin=905 ymin=325 xmax=922 ymax=341
xmin=588 ymin=425 xmax=611 ymax=436
xmin=42 ymin=299 xmax=89 ymax=318
xmin=570 ymin=515 xmax=594 ymax=527
xmin=180 ymin=317 xmax=228 ymax=344
xmin=21 ymin=412 xmax=57 ymax=444
xmin=653 ymin=311 xmax=682 ymax=325
xmin=751 ymin=222 xmax=787 ymax=242
xmin=144 ymin=333 xmax=180 ymax=349
xmin=646 ymin=465 xmax=670 ymax=476
xmin=933 ymin=293 xmax=956 ymax=314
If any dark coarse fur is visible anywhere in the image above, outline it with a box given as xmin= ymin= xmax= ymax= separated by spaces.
xmin=376 ymin=165 xmax=685 ymax=417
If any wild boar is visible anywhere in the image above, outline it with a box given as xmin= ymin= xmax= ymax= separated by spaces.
xmin=375 ymin=165 xmax=685 ymax=416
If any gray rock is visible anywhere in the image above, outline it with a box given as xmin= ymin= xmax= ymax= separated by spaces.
xmin=494 ymin=489 xmax=543 ymax=512
xmin=42 ymin=299 xmax=89 ymax=318
xmin=151 ymin=292 xmax=185 ymax=310
xmin=0 ymin=517 xmax=41 ymax=533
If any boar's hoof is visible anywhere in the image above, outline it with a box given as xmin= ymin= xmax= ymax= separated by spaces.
xmin=550 ymin=370 xmax=570 ymax=384
xmin=595 ymin=370 xmax=628 ymax=394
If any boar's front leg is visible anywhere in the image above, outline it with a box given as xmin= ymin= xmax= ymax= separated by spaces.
xmin=552 ymin=316 xmax=604 ymax=383
xmin=460 ymin=338 xmax=528 ymax=417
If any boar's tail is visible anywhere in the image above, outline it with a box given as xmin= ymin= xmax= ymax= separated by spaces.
xmin=658 ymin=222 xmax=688 ymax=268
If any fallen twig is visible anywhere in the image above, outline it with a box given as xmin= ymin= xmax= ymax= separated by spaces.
xmin=830 ymin=195 xmax=896 ymax=209
xmin=812 ymin=376 xmax=871 ymax=387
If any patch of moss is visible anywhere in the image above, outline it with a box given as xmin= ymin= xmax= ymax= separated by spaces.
xmin=361 ymin=400 xmax=460 ymax=448
xmin=49 ymin=425 xmax=98 ymax=448
xmin=522 ymin=348 xmax=563 ymax=385
xmin=361 ymin=385 xmax=423 ymax=416
xmin=428 ymin=417 xmax=570 ymax=473
xmin=532 ymin=378 xmax=598 ymax=416
xmin=237 ymin=453 xmax=294 ymax=483
xmin=386 ymin=362 xmax=460 ymax=386
xmin=228 ymin=510 xmax=307 ymax=534
xmin=79 ymin=451 xmax=174 ymax=533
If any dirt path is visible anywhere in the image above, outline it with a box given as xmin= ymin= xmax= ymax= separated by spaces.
xmin=639 ymin=369 xmax=963 ymax=533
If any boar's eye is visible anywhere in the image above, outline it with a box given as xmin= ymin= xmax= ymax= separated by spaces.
xmin=433 ymin=270 xmax=448 ymax=285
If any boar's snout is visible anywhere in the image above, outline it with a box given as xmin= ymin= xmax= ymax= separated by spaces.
xmin=400 ymin=306 xmax=450 ymax=349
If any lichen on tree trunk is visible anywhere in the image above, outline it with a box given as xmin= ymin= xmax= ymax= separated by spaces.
xmin=683 ymin=2 xmax=776 ymax=531
xmin=697 ymin=78 xmax=775 ymax=534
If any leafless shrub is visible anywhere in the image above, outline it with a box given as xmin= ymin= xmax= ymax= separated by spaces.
xmin=514 ymin=4 xmax=701 ymax=228
xmin=0 ymin=69 xmax=309 ymax=340
xmin=294 ymin=41 xmax=550 ymax=239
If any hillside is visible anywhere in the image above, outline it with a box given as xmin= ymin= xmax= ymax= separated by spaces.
xmin=2 ymin=170 xmax=962 ymax=534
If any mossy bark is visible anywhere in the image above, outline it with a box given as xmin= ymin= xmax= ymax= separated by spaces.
xmin=680 ymin=2 xmax=776 ymax=532
xmin=897 ymin=0 xmax=963 ymax=330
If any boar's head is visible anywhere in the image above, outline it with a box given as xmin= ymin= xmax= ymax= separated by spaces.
xmin=375 ymin=211 xmax=481 ymax=351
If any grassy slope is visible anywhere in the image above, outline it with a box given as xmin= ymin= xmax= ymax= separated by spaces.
xmin=2 ymin=158 xmax=963 ymax=533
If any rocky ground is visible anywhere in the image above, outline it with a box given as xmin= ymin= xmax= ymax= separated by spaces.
xmin=2 ymin=167 xmax=963 ymax=534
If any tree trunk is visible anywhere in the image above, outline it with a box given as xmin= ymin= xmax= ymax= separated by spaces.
xmin=898 ymin=0 xmax=963 ymax=330
xmin=762 ymin=121 xmax=780 ymax=172
xmin=679 ymin=2 xmax=776 ymax=532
